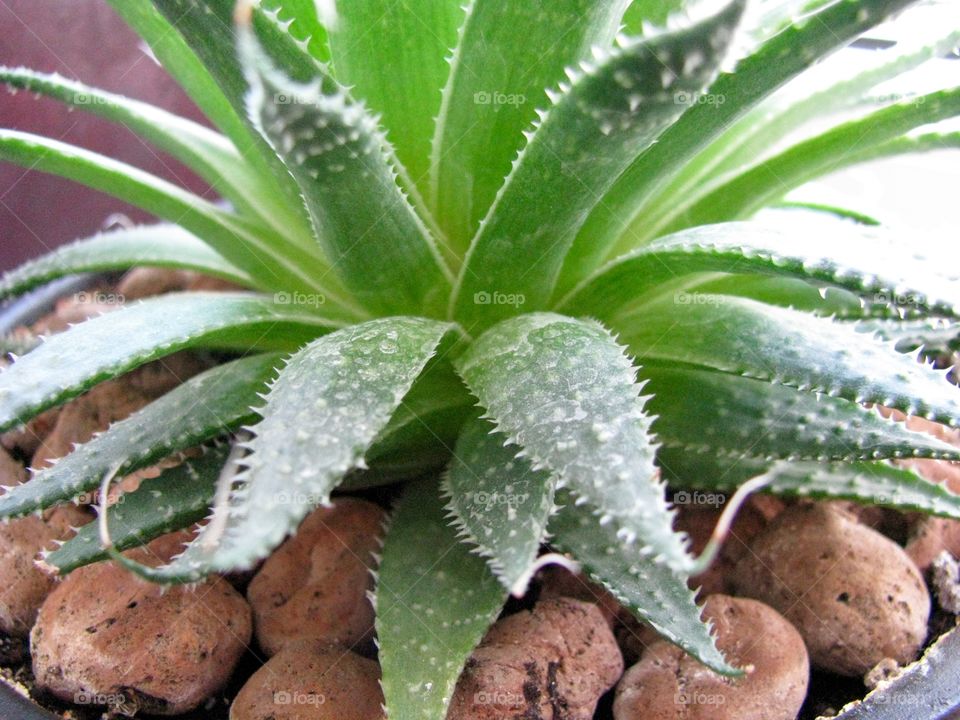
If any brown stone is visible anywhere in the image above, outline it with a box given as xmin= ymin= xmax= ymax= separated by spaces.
xmin=30 ymin=532 xmax=252 ymax=715
xmin=613 ymin=595 xmax=809 ymax=720
xmin=731 ymin=503 xmax=929 ymax=676
xmin=448 ymin=598 xmax=623 ymax=719
xmin=247 ymin=498 xmax=385 ymax=657
xmin=230 ymin=644 xmax=385 ymax=720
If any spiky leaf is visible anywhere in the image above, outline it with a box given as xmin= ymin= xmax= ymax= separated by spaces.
xmin=105 ymin=0 xmax=253 ymax=160
xmin=45 ymin=447 xmax=229 ymax=574
xmin=0 ymin=66 xmax=299 ymax=233
xmin=827 ymin=623 xmax=960 ymax=720
xmin=0 ymin=225 xmax=253 ymax=300
xmin=0 ymin=354 xmax=280 ymax=519
xmin=430 ymin=0 xmax=629 ymax=250
xmin=0 ymin=130 xmax=319 ymax=293
xmin=621 ymin=295 xmax=960 ymax=427
xmin=0 ymin=293 xmax=334 ymax=433
xmin=444 ymin=415 xmax=556 ymax=594
xmin=560 ymin=222 xmax=960 ymax=321
xmin=643 ymin=365 xmax=960 ymax=463
xmin=241 ymin=26 xmax=452 ymax=316
xmin=583 ymin=0 xmax=917 ymax=266
xmin=682 ymin=87 xmax=960 ymax=228
xmin=129 ymin=0 xmax=315 ymax=228
xmin=329 ymin=0 xmax=463 ymax=188
xmin=549 ymin=492 xmax=736 ymax=674
xmin=107 ymin=317 xmax=454 ymax=582
xmin=660 ymin=453 xmax=960 ymax=521
xmin=358 ymin=360 xmax=473 ymax=482
xmin=457 ymin=313 xmax=692 ymax=568
xmin=377 ymin=478 xmax=506 ymax=720
xmin=453 ymin=0 xmax=745 ymax=329
xmin=852 ymin=317 xmax=960 ymax=354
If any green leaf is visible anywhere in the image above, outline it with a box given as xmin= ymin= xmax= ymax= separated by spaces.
xmin=456 ymin=313 xmax=692 ymax=571
xmin=549 ymin=493 xmax=737 ymax=675
xmin=327 ymin=0 xmax=463 ymax=191
xmin=106 ymin=317 xmax=454 ymax=582
xmin=0 ymin=66 xmax=298 ymax=234
xmin=581 ymin=0 xmax=917 ymax=269
xmin=679 ymin=87 xmax=960 ymax=228
xmin=132 ymin=0 xmax=315 ymax=234
xmin=619 ymin=295 xmax=960 ymax=428
xmin=453 ymin=1 xmax=746 ymax=330
xmin=771 ymin=201 xmax=881 ymax=226
xmin=842 ymin=130 xmax=960 ymax=166
xmin=660 ymin=453 xmax=960 ymax=521
xmin=260 ymin=0 xmax=330 ymax=63
xmin=0 ymin=130 xmax=321 ymax=294
xmin=621 ymin=0 xmax=684 ymax=31
xmin=692 ymin=274 xmax=865 ymax=317
xmin=105 ymin=0 xmax=252 ymax=161
xmin=377 ymin=477 xmax=506 ymax=720
xmin=636 ymin=18 xmax=960 ymax=237
xmin=0 ymin=354 xmax=280 ymax=519
xmin=359 ymin=360 xmax=473 ymax=481
xmin=240 ymin=26 xmax=453 ymax=316
xmin=0 ymin=225 xmax=253 ymax=300
xmin=44 ymin=446 xmax=229 ymax=574
xmin=642 ymin=365 xmax=960 ymax=463
xmin=559 ymin=221 xmax=960 ymax=321
xmin=443 ymin=415 xmax=556 ymax=594
xmin=851 ymin=317 xmax=960 ymax=354
xmin=430 ymin=0 xmax=629 ymax=252
xmin=0 ymin=292 xmax=335 ymax=433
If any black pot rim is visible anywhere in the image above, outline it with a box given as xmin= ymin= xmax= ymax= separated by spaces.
xmin=0 ymin=677 xmax=59 ymax=719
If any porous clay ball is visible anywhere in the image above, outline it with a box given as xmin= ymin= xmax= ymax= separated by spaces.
xmin=613 ymin=594 xmax=809 ymax=720
xmin=448 ymin=598 xmax=623 ymax=719
xmin=230 ymin=643 xmax=385 ymax=720
xmin=246 ymin=498 xmax=385 ymax=656
xmin=731 ymin=503 xmax=929 ymax=676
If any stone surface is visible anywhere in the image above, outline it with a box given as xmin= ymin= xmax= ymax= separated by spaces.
xmin=31 ymin=532 xmax=252 ymax=715
xmin=731 ymin=503 xmax=929 ymax=676
xmin=247 ymin=498 xmax=385 ymax=657
xmin=447 ymin=598 xmax=623 ymax=720
xmin=613 ymin=595 xmax=809 ymax=720
xmin=230 ymin=644 xmax=385 ymax=720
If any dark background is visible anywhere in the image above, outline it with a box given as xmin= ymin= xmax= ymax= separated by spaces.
xmin=0 ymin=0 xmax=210 ymax=271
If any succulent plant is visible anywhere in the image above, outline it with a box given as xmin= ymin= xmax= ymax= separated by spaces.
xmin=1 ymin=0 xmax=960 ymax=715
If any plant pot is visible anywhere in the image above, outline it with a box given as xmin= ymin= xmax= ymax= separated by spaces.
xmin=0 ymin=680 xmax=58 ymax=720
xmin=1 ymin=277 xmax=959 ymax=720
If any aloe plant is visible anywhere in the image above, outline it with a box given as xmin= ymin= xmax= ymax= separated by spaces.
xmin=1 ymin=0 xmax=960 ymax=715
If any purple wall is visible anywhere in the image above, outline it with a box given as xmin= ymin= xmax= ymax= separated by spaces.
xmin=0 ymin=0 xmax=212 ymax=271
